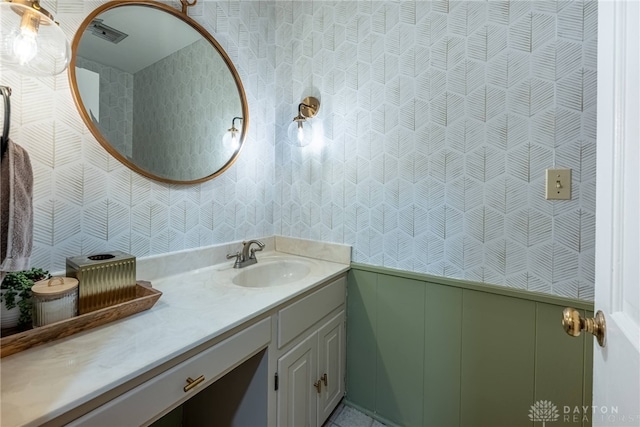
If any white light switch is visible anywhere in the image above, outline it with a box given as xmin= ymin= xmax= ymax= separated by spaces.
xmin=545 ymin=169 xmax=572 ymax=200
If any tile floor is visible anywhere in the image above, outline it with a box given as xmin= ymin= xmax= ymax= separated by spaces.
xmin=323 ymin=401 xmax=385 ymax=427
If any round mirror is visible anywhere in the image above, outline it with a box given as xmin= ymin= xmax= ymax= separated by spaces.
xmin=69 ymin=1 xmax=249 ymax=184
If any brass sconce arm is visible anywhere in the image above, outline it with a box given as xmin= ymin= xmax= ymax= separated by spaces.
xmin=230 ymin=116 xmax=243 ymax=129
xmin=227 ymin=116 xmax=243 ymax=134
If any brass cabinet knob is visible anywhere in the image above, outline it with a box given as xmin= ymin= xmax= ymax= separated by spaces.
xmin=562 ymin=307 xmax=606 ymax=347
xmin=313 ymin=379 xmax=322 ymax=393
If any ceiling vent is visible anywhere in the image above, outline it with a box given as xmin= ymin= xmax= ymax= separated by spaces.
xmin=87 ymin=19 xmax=128 ymax=44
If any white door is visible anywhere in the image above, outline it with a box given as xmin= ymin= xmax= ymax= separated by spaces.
xmin=593 ymin=0 xmax=640 ymax=425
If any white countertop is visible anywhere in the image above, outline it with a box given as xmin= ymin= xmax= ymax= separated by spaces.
xmin=0 ymin=251 xmax=349 ymax=427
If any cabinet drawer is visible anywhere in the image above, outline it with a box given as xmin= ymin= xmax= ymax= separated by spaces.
xmin=278 ymin=276 xmax=345 ymax=349
xmin=68 ymin=317 xmax=271 ymax=427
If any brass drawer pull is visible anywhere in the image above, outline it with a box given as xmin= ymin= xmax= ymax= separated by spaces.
xmin=313 ymin=379 xmax=322 ymax=393
xmin=184 ymin=375 xmax=205 ymax=392
xmin=322 ymin=373 xmax=328 ymax=387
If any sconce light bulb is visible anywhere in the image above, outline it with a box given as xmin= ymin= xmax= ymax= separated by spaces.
xmin=288 ymin=117 xmax=314 ymax=147
xmin=223 ymin=128 xmax=240 ymax=151
xmin=0 ymin=0 xmax=70 ymax=76
xmin=13 ymin=31 xmax=38 ymax=65
xmin=13 ymin=10 xmax=40 ymax=65
xmin=223 ymin=117 xmax=243 ymax=151
xmin=288 ymin=97 xmax=320 ymax=147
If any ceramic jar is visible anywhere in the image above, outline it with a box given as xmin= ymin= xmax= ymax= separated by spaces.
xmin=31 ymin=277 xmax=79 ymax=327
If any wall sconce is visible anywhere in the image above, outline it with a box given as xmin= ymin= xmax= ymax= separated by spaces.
xmin=288 ymin=96 xmax=320 ymax=147
xmin=0 ymin=0 xmax=70 ymax=76
xmin=222 ymin=116 xmax=243 ymax=151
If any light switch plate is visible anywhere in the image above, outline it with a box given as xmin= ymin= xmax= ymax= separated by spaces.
xmin=545 ymin=168 xmax=572 ymax=200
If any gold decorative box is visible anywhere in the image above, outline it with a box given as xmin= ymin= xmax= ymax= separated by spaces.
xmin=66 ymin=251 xmax=136 ymax=314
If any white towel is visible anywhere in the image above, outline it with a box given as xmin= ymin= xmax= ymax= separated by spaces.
xmin=0 ymin=139 xmax=34 ymax=280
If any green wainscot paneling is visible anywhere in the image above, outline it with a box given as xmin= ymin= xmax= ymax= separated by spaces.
xmin=460 ymin=290 xmax=536 ymax=427
xmin=375 ymin=275 xmax=425 ymax=427
xmin=345 ymin=264 xmax=594 ymax=427
xmin=424 ymin=283 xmax=462 ymax=427
xmin=346 ymin=269 xmax=378 ymax=411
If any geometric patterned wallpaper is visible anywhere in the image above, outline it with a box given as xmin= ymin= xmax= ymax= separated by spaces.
xmin=133 ymin=39 xmax=241 ymax=181
xmin=273 ymin=0 xmax=597 ymax=300
xmin=75 ymin=56 xmax=134 ymax=158
xmin=1 ymin=0 xmax=596 ymax=301
xmin=0 ymin=0 xmax=276 ymax=274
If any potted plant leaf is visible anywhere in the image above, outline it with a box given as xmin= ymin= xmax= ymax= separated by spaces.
xmin=1 ymin=268 xmax=50 ymax=329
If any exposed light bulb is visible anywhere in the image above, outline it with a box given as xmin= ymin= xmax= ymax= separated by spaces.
xmin=13 ymin=10 xmax=40 ymax=65
xmin=288 ymin=117 xmax=314 ymax=147
xmin=13 ymin=30 xmax=38 ymax=65
xmin=222 ymin=128 xmax=240 ymax=151
xmin=296 ymin=122 xmax=304 ymax=143
xmin=0 ymin=1 xmax=70 ymax=76
xmin=287 ymin=98 xmax=320 ymax=147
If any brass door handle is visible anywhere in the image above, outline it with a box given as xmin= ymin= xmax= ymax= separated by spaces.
xmin=321 ymin=373 xmax=328 ymax=387
xmin=184 ymin=375 xmax=205 ymax=392
xmin=562 ymin=307 xmax=606 ymax=347
xmin=314 ymin=379 xmax=322 ymax=393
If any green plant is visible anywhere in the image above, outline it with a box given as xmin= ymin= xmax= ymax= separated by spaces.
xmin=1 ymin=268 xmax=50 ymax=326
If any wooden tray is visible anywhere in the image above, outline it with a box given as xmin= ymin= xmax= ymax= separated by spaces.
xmin=0 ymin=282 xmax=162 ymax=358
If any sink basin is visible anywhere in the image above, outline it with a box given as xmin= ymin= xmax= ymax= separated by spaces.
xmin=232 ymin=259 xmax=312 ymax=287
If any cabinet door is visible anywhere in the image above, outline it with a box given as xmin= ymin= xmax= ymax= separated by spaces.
xmin=277 ymin=332 xmax=318 ymax=427
xmin=317 ymin=311 xmax=346 ymax=426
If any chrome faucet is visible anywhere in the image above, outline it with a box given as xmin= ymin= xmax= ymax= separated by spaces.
xmin=226 ymin=240 xmax=265 ymax=268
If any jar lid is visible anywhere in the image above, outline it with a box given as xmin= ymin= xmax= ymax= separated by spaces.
xmin=32 ymin=277 xmax=79 ymax=297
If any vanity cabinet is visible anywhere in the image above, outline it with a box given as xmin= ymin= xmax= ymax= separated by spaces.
xmin=67 ymin=318 xmax=271 ymax=427
xmin=275 ymin=277 xmax=346 ymax=427
xmin=0 ymin=242 xmax=352 ymax=427
xmin=52 ymin=274 xmax=347 ymax=427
